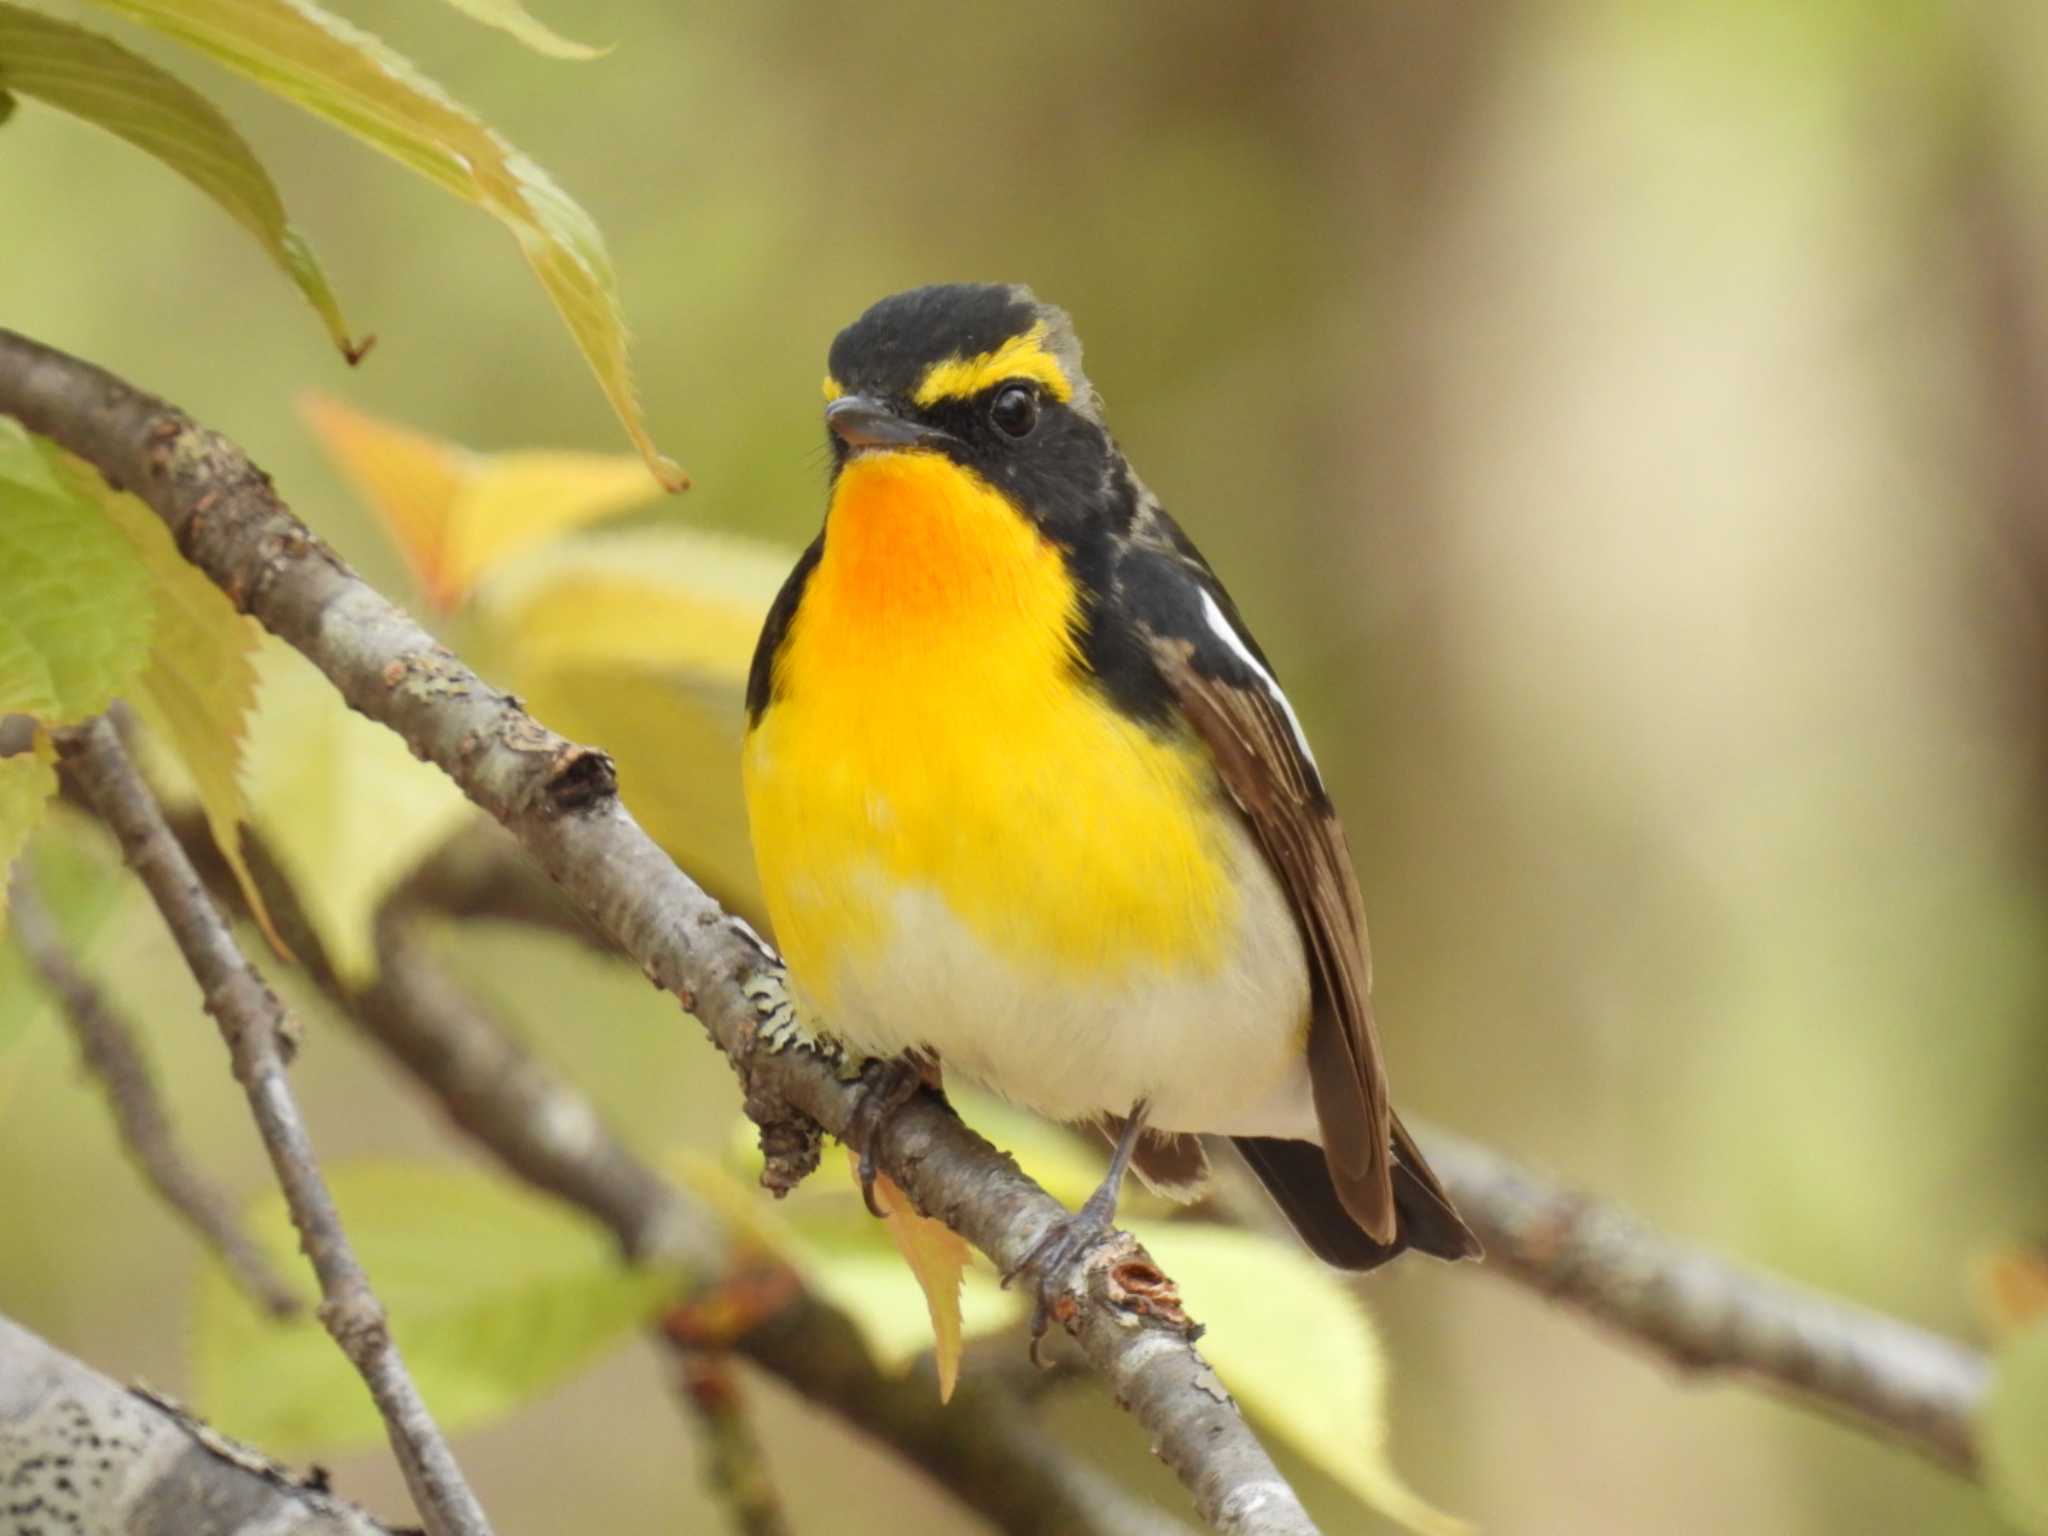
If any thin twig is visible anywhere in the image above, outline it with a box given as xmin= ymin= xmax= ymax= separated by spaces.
xmin=1421 ymin=1129 xmax=1991 ymax=1473
xmin=51 ymin=716 xmax=496 ymax=1536
xmin=0 ymin=1311 xmax=395 ymax=1535
xmin=6 ymin=865 xmax=300 ymax=1317
xmin=668 ymin=1349 xmax=793 ymax=1536
xmin=0 ymin=329 xmax=1320 ymax=1535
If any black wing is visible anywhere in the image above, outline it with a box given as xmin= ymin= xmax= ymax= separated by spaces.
xmin=747 ymin=534 xmax=823 ymax=725
xmin=1101 ymin=505 xmax=1474 ymax=1260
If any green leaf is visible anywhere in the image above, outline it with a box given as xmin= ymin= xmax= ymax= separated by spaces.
xmin=0 ymin=1 xmax=359 ymax=360
xmin=87 ymin=0 xmax=682 ymax=489
xmin=1135 ymin=1223 xmax=1467 ymax=1536
xmin=0 ymin=743 xmax=58 ymax=929
xmin=191 ymin=1160 xmax=682 ymax=1453
xmin=437 ymin=0 xmax=603 ymax=60
xmin=0 ymin=420 xmax=153 ymax=724
xmin=9 ymin=430 xmax=277 ymax=949
xmin=0 ymin=413 xmax=67 ymax=498
xmin=1988 ymin=1320 xmax=2048 ymax=1534
xmin=0 ymin=610 xmax=57 ymax=723
xmin=53 ymin=457 xmax=284 ymax=955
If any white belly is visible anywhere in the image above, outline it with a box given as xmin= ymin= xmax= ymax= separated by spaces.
xmin=806 ymin=815 xmax=1319 ymax=1141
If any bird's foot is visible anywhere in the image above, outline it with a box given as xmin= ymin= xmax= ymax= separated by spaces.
xmin=847 ymin=1055 xmax=931 ymax=1218
xmin=1003 ymin=1184 xmax=1123 ymax=1362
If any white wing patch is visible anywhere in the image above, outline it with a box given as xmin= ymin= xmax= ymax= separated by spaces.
xmin=1197 ymin=587 xmax=1322 ymax=780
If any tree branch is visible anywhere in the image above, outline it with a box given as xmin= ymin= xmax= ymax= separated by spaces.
xmin=6 ymin=865 xmax=300 ymax=1318
xmin=1421 ymin=1130 xmax=1990 ymax=1473
xmin=0 ymin=1312 xmax=396 ymax=1536
xmin=50 ymin=716 xmax=496 ymax=1536
xmin=0 ymin=328 xmax=1320 ymax=1535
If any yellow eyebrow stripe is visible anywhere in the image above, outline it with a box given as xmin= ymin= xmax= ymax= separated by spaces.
xmin=822 ymin=373 xmax=846 ymax=401
xmin=912 ymin=322 xmax=1074 ymax=406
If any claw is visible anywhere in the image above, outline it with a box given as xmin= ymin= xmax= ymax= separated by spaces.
xmin=846 ymin=1056 xmax=929 ymax=1217
xmin=1003 ymin=1190 xmax=1121 ymax=1357
xmin=1001 ymin=1102 xmax=1151 ymax=1360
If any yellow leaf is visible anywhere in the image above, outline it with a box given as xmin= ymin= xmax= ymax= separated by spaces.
xmin=303 ymin=396 xmax=661 ymax=610
xmin=1135 ymin=1223 xmax=1468 ymax=1536
xmin=300 ymin=396 xmax=467 ymax=603
xmin=476 ymin=528 xmax=792 ymax=911
xmin=455 ymin=453 xmax=666 ymax=602
xmin=436 ymin=0 xmax=604 ymax=59
xmin=853 ymin=1147 xmax=972 ymax=1402
xmin=54 ymin=459 xmax=284 ymax=956
xmin=1980 ymin=1246 xmax=2048 ymax=1341
xmin=673 ymin=1142 xmax=1024 ymax=1374
xmin=0 ymin=2 xmax=359 ymax=359
xmin=242 ymin=644 xmax=473 ymax=983
xmin=87 ymin=0 xmax=683 ymax=489
xmin=484 ymin=526 xmax=787 ymax=675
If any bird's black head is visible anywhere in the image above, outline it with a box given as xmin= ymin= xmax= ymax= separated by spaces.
xmin=821 ymin=284 xmax=1137 ymax=547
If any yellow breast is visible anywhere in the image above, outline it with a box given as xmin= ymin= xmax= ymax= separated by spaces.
xmin=742 ymin=449 xmax=1238 ymax=1014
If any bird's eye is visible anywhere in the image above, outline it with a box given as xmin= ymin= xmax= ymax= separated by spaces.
xmin=988 ymin=383 xmax=1040 ymax=439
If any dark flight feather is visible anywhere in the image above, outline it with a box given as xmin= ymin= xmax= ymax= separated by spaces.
xmin=1110 ymin=503 xmax=1476 ymax=1260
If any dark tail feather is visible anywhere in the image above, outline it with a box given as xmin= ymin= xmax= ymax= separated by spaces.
xmin=1234 ymin=1127 xmax=1481 ymax=1272
xmin=1387 ymin=1111 xmax=1482 ymax=1261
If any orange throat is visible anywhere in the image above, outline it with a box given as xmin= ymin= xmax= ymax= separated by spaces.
xmin=809 ymin=449 xmax=1074 ymax=643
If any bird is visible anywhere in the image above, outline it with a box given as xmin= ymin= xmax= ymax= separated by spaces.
xmin=742 ymin=283 xmax=1479 ymax=1311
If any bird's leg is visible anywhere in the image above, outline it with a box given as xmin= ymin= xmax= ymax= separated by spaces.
xmin=1005 ymin=1100 xmax=1149 ymax=1350
xmin=848 ymin=1052 xmax=938 ymax=1218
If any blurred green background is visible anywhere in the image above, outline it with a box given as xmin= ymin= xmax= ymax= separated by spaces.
xmin=5 ymin=1 xmax=2047 ymax=1531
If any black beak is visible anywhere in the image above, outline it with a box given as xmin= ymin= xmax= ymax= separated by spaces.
xmin=825 ymin=395 xmax=950 ymax=451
